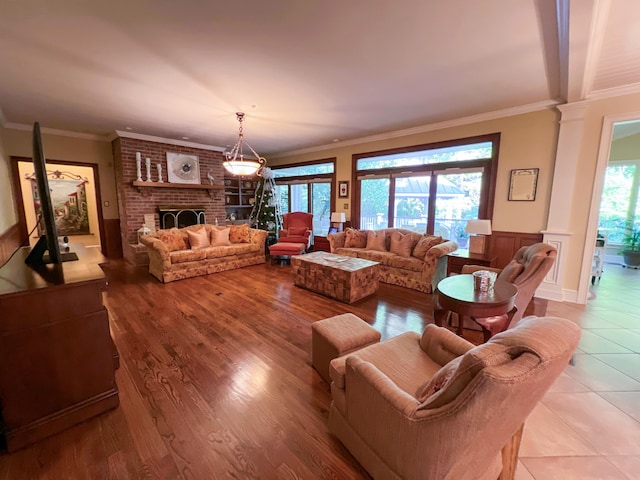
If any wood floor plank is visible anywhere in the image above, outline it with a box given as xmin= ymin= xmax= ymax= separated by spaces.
xmin=0 ymin=259 xmax=467 ymax=479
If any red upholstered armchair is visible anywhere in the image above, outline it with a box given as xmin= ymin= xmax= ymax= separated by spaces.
xmin=278 ymin=212 xmax=313 ymax=250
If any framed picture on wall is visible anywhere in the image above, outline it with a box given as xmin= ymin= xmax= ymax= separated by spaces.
xmin=338 ymin=181 xmax=349 ymax=198
xmin=508 ymin=168 xmax=539 ymax=201
xmin=167 ymin=153 xmax=200 ymax=184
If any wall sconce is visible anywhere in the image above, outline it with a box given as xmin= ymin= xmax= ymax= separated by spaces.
xmin=465 ymin=219 xmax=492 ymax=255
xmin=330 ymin=212 xmax=346 ymax=232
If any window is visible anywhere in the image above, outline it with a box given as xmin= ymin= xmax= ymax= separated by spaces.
xmin=599 ymin=162 xmax=640 ymax=244
xmin=354 ymin=134 xmax=499 ymax=246
xmin=271 ymin=160 xmax=335 ymax=236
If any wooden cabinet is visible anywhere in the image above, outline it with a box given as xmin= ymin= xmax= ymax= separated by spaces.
xmin=0 ymin=245 xmax=119 ymax=451
xmin=447 ymin=249 xmax=497 ymax=275
xmin=224 ymin=176 xmax=257 ymax=221
xmin=313 ymin=236 xmax=331 ymax=253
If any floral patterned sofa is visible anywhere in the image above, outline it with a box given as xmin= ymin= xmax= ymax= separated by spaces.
xmin=140 ymin=224 xmax=267 ymax=283
xmin=327 ymin=228 xmax=457 ymax=293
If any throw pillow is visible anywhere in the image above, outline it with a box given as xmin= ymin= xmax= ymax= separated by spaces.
xmin=412 ymin=234 xmax=443 ymax=259
xmin=210 ymin=227 xmax=232 ymax=246
xmin=390 ymin=230 xmax=415 ymax=257
xmin=158 ymin=228 xmax=188 ymax=252
xmin=288 ymin=226 xmax=308 ymax=236
xmin=187 ymin=227 xmax=210 ymax=249
xmin=344 ymin=228 xmax=367 ymax=248
xmin=366 ymin=230 xmax=387 ymax=252
xmin=229 ymin=224 xmax=251 ymax=243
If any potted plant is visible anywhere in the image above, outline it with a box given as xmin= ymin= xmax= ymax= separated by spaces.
xmin=620 ymin=226 xmax=640 ymax=268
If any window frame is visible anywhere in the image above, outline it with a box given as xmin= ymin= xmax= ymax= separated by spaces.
xmin=271 ymin=158 xmax=337 ymax=235
xmin=351 ymin=133 xmax=500 ymax=231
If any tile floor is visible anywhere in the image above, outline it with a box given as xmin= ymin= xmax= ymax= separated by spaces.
xmin=515 ymin=263 xmax=640 ymax=479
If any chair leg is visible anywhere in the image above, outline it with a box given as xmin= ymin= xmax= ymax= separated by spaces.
xmin=499 ymin=423 xmax=524 ymax=480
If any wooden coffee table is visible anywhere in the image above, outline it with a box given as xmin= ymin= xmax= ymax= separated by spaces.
xmin=434 ymin=274 xmax=518 ymax=342
xmin=291 ymin=252 xmax=379 ymax=304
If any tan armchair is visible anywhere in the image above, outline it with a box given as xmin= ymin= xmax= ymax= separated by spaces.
xmin=328 ymin=316 xmax=581 ymax=480
xmin=278 ymin=212 xmax=314 ymax=249
xmin=461 ymin=242 xmax=557 ymax=330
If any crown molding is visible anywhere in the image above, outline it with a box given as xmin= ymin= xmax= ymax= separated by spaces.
xmin=275 ymin=99 xmax=561 ymax=158
xmin=115 ymin=130 xmax=225 ymax=152
xmin=3 ymin=122 xmax=110 ymax=141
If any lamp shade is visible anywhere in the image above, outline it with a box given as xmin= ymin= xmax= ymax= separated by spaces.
xmin=331 ymin=212 xmax=346 ymax=223
xmin=465 ymin=219 xmax=492 ymax=235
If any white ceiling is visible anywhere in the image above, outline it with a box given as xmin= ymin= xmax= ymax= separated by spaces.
xmin=1 ymin=0 xmax=640 ymax=156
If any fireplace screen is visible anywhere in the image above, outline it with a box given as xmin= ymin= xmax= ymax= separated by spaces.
xmin=158 ymin=206 xmax=206 ymax=229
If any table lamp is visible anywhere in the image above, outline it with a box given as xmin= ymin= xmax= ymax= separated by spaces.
xmin=330 ymin=212 xmax=346 ymax=232
xmin=465 ymin=219 xmax=492 ymax=255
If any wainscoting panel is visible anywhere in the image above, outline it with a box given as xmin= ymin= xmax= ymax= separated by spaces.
xmin=0 ymin=224 xmax=22 ymax=266
xmin=488 ymin=231 xmax=544 ymax=268
xmin=103 ymin=219 xmax=123 ymax=259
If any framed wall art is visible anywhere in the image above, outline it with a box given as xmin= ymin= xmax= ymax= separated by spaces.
xmin=338 ymin=180 xmax=349 ymax=198
xmin=508 ymin=168 xmax=539 ymax=201
xmin=167 ymin=153 xmax=200 ymax=184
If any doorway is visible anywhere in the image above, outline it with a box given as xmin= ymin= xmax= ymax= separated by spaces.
xmin=583 ymin=117 xmax=640 ymax=301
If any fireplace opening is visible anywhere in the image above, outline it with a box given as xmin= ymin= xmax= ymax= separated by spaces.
xmin=158 ymin=206 xmax=206 ymax=229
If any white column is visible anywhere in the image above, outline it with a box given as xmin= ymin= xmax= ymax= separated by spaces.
xmin=539 ymin=102 xmax=588 ymax=302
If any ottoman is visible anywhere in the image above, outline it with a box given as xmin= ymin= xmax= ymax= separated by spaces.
xmin=311 ymin=313 xmax=381 ymax=383
xmin=269 ymin=242 xmax=305 ymax=265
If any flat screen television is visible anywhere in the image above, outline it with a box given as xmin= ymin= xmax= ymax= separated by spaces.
xmin=25 ymin=122 xmax=78 ymax=265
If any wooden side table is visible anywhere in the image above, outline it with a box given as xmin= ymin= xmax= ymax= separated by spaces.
xmin=313 ymin=235 xmax=331 ymax=252
xmin=447 ymin=249 xmax=497 ymax=275
xmin=434 ymin=274 xmax=517 ymax=342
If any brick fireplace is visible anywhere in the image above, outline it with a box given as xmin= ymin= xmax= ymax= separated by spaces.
xmin=112 ymin=136 xmax=226 ymax=265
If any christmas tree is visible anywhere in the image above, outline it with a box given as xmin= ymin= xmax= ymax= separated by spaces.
xmin=249 ymin=167 xmax=283 ymax=235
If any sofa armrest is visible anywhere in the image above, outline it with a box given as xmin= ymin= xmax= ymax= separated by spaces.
xmin=346 ymin=356 xmax=419 ymax=417
xmin=140 ymin=236 xmax=169 ymax=260
xmin=328 ymin=231 xmax=346 ymax=252
xmin=419 ymin=324 xmax=475 ymax=365
xmin=250 ymin=228 xmax=268 ymax=247
xmin=427 ymin=239 xmax=458 ymax=258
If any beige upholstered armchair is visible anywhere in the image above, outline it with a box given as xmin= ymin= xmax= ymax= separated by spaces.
xmin=461 ymin=242 xmax=557 ymax=329
xmin=329 ymin=316 xmax=580 ymax=480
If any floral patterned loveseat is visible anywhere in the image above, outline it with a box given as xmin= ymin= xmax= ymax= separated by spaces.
xmin=140 ymin=224 xmax=267 ymax=283
xmin=327 ymin=228 xmax=457 ymax=293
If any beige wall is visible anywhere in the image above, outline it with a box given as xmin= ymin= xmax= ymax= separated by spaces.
xmin=270 ymin=108 xmax=560 ymax=233
xmin=1 ymin=128 xmax=119 ymax=219
xmin=0 ymin=124 xmax=18 ymax=234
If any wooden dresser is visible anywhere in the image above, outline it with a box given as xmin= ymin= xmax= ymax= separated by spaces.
xmin=0 ymin=245 xmax=119 ymax=452
xmin=447 ymin=249 xmax=498 ymax=275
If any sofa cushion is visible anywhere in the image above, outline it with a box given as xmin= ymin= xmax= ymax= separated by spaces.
xmin=334 ymin=247 xmax=361 ymax=257
xmin=203 ymin=243 xmax=258 ymax=258
xmin=211 ymin=227 xmax=232 ymax=246
xmin=169 ymin=249 xmax=207 ymax=264
xmin=187 ymin=227 xmax=210 ymax=249
xmin=229 ymin=224 xmax=251 ymax=243
xmin=386 ymin=255 xmax=424 ymax=272
xmin=390 ymin=230 xmax=415 ymax=257
xmin=288 ymin=226 xmax=308 ymax=236
xmin=366 ymin=230 xmax=387 ymax=252
xmin=344 ymin=228 xmax=367 ymax=248
xmin=357 ymin=250 xmax=395 ymax=264
xmin=159 ymin=228 xmax=189 ymax=252
xmin=412 ymin=234 xmax=443 ymax=259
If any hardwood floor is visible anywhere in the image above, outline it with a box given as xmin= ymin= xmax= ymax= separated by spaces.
xmin=0 ymin=261 xmax=443 ymax=479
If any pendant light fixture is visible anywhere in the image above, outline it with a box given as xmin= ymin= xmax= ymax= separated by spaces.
xmin=222 ymin=112 xmax=266 ymax=177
